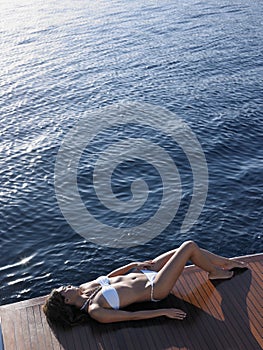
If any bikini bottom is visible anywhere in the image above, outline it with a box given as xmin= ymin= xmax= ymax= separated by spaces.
xmin=140 ymin=269 xmax=160 ymax=302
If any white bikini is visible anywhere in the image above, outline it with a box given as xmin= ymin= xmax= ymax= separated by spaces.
xmin=140 ymin=269 xmax=160 ymax=302
xmin=98 ymin=270 xmax=160 ymax=309
xmin=96 ymin=275 xmax=120 ymax=310
xmin=81 ymin=270 xmax=160 ymax=311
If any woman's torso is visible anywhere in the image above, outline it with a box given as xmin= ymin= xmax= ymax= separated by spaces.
xmin=80 ymin=272 xmax=152 ymax=309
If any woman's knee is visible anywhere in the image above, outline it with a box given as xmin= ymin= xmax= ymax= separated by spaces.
xmin=180 ymin=240 xmax=198 ymax=252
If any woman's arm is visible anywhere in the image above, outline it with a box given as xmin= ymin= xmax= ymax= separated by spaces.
xmin=89 ymin=306 xmax=186 ymax=323
xmin=107 ymin=261 xmax=154 ymax=277
xmin=107 ymin=262 xmax=137 ymax=277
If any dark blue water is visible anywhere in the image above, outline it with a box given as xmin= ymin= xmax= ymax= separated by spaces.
xmin=0 ymin=0 xmax=262 ymax=305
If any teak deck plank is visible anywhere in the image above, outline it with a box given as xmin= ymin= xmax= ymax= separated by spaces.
xmin=0 ymin=254 xmax=262 ymax=350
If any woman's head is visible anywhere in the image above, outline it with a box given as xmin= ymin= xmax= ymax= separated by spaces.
xmin=57 ymin=285 xmax=80 ymax=304
xmin=43 ymin=287 xmax=90 ymax=328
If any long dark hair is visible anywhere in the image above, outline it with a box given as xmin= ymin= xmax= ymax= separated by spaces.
xmin=43 ymin=289 xmax=91 ymax=328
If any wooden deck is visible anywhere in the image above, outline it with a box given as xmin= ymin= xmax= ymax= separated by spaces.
xmin=0 ymin=254 xmax=262 ymax=350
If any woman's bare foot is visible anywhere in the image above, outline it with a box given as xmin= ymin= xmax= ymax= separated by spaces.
xmin=223 ymin=259 xmax=248 ymax=270
xmin=208 ymin=268 xmax=234 ymax=280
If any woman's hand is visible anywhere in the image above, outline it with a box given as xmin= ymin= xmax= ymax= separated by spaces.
xmin=163 ymin=308 xmax=187 ymax=320
xmin=108 ymin=260 xmax=155 ymax=277
xmin=135 ymin=260 xmax=155 ymax=270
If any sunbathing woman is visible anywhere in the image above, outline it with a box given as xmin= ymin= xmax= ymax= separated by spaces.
xmin=43 ymin=241 xmax=247 ymax=327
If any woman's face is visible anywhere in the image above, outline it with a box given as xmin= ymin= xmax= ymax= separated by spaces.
xmin=57 ymin=285 xmax=80 ymax=303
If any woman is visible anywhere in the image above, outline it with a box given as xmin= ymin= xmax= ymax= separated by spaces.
xmin=43 ymin=241 xmax=247 ymax=327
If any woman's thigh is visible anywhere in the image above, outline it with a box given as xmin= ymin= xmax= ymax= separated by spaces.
xmin=153 ymin=242 xmax=196 ymax=299
xmin=151 ymin=248 xmax=178 ymax=271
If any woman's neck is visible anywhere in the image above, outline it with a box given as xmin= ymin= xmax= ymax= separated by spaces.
xmin=76 ymin=286 xmax=101 ymax=310
xmin=74 ymin=294 xmax=88 ymax=310
xmin=80 ymin=297 xmax=90 ymax=311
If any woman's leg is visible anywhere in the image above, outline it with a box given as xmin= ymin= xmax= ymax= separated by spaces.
xmin=151 ymin=243 xmax=247 ymax=272
xmin=151 ymin=249 xmax=178 ymax=271
xmin=196 ymin=248 xmax=247 ymax=270
xmin=152 ymin=241 xmax=239 ymax=300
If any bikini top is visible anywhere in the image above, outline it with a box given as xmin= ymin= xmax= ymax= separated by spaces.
xmin=96 ymin=276 xmax=120 ymax=310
